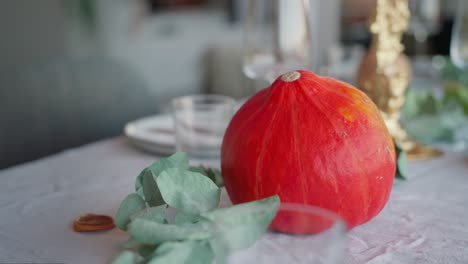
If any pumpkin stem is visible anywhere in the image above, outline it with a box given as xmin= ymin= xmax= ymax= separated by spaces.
xmin=281 ymin=71 xmax=301 ymax=82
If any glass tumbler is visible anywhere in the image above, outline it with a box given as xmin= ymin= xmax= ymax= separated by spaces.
xmin=216 ymin=203 xmax=347 ymax=264
xmin=171 ymin=95 xmax=236 ymax=159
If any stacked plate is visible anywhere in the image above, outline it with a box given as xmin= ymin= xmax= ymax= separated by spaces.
xmin=124 ymin=114 xmax=176 ymax=155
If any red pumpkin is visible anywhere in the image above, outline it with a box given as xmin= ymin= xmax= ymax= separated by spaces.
xmin=221 ymin=70 xmax=396 ymax=231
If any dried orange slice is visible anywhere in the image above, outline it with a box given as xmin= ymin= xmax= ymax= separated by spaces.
xmin=73 ymin=213 xmax=115 ymax=232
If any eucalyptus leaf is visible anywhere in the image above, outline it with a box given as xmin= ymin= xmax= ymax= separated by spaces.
xmin=120 ymin=239 xmax=140 ymax=250
xmin=202 ymin=195 xmax=280 ymax=251
xmin=120 ymin=240 xmax=158 ymax=258
xmin=420 ymin=93 xmax=439 ymax=115
xmin=135 ymin=152 xmax=190 ymax=193
xmin=404 ymin=115 xmax=454 ymax=144
xmin=444 ymin=82 xmax=468 ymax=114
xmin=395 ymin=145 xmax=407 ymax=180
xmin=188 ymin=166 xmax=206 ymax=175
xmin=135 ymin=169 xmax=145 ymax=198
xmin=147 ymin=241 xmax=213 ymax=264
xmin=401 ymin=88 xmax=419 ymax=119
xmin=157 ymin=168 xmax=221 ymax=214
xmin=139 ymin=245 xmax=158 ymax=259
xmin=114 ymin=153 xmax=282 ymax=263
xmin=174 ymin=211 xmax=200 ymax=225
xmin=189 ymin=166 xmax=224 ymax=187
xmin=142 ymin=169 xmax=165 ymax=207
xmin=115 ymin=193 xmax=146 ymax=231
xmin=148 ymin=152 xmax=190 ymax=176
xmin=136 ymin=187 xmax=145 ymax=199
xmin=209 ymin=224 xmax=267 ymax=256
xmin=439 ymin=105 xmax=467 ymax=129
xmin=128 ymin=218 xmax=212 ymax=245
xmin=204 ymin=168 xmax=224 ymax=188
xmin=402 ymin=89 xmax=439 ymax=119
xmin=110 ymin=251 xmax=138 ymax=264
xmin=401 ymin=86 xmax=468 ymax=146
xmin=131 ymin=205 xmax=167 ymax=223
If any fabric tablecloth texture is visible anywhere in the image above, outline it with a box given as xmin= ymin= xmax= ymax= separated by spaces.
xmin=0 ymin=137 xmax=467 ymax=264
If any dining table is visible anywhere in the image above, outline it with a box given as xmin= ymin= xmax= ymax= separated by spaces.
xmin=0 ymin=136 xmax=467 ymax=264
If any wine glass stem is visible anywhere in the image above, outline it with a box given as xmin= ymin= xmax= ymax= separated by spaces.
xmin=272 ymin=0 xmax=283 ymax=64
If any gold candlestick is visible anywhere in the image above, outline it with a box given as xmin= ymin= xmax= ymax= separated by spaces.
xmin=357 ymin=0 xmax=442 ymax=160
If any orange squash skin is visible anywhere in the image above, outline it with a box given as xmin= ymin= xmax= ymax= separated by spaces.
xmin=221 ymin=70 xmax=396 ymax=230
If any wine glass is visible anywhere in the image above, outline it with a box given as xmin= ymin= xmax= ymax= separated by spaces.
xmin=242 ymin=0 xmax=312 ymax=83
xmin=450 ymin=0 xmax=468 ymax=69
xmin=448 ymin=0 xmax=468 ymax=151
xmin=408 ymin=0 xmax=441 ymax=55
xmin=214 ymin=203 xmax=347 ymax=264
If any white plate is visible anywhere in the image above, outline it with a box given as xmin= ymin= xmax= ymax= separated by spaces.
xmin=124 ymin=114 xmax=175 ymax=155
xmin=124 ymin=100 xmax=246 ymax=155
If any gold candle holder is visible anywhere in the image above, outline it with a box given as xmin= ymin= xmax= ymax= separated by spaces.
xmin=357 ymin=0 xmax=442 ymax=160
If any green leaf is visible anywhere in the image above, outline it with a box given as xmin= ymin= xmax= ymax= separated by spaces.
xmin=421 ymin=93 xmax=439 ymax=115
xmin=439 ymin=105 xmax=467 ymax=128
xmin=395 ymin=145 xmax=408 ymax=180
xmin=128 ymin=218 xmax=212 ymax=245
xmin=110 ymin=251 xmax=138 ymax=264
xmin=115 ymin=193 xmax=146 ymax=231
xmin=404 ymin=115 xmax=454 ymax=143
xmin=131 ymin=205 xmax=167 ymax=223
xmin=138 ymin=245 xmax=158 ymax=259
xmin=135 ymin=169 xmax=145 ymax=199
xmin=174 ymin=212 xmax=200 ymax=225
xmin=402 ymin=88 xmax=419 ymax=118
xmin=204 ymin=168 xmax=224 ymax=188
xmin=188 ymin=166 xmax=206 ymax=175
xmin=444 ymin=82 xmax=468 ymax=114
xmin=402 ymin=89 xmax=439 ymax=119
xmin=146 ymin=241 xmax=213 ymax=264
xmin=189 ymin=166 xmax=224 ymax=187
xmin=148 ymin=152 xmax=190 ymax=176
xmin=157 ymin=168 xmax=221 ymax=214
xmin=118 ymin=240 xmax=158 ymax=258
xmin=135 ymin=152 xmax=190 ymax=193
xmin=120 ymin=239 xmax=140 ymax=250
xmin=401 ymin=85 xmax=468 ymax=145
xmin=202 ymin=195 xmax=280 ymax=251
xmin=142 ymin=169 xmax=165 ymax=207
xmin=136 ymin=187 xmax=145 ymax=199
xmin=114 ymin=153 xmax=283 ymax=263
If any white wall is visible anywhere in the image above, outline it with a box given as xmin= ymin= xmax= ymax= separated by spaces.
xmin=0 ymin=0 xmax=241 ymax=109
xmin=0 ymin=0 xmax=67 ymax=68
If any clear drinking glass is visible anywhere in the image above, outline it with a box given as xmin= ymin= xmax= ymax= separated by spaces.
xmin=243 ymin=0 xmax=312 ymax=83
xmin=171 ymin=95 xmax=235 ymax=159
xmin=451 ymin=0 xmax=468 ymax=69
xmin=216 ymin=203 xmax=347 ymax=264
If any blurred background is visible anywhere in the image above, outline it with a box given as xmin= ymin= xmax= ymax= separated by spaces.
xmin=0 ymin=0 xmax=465 ymax=169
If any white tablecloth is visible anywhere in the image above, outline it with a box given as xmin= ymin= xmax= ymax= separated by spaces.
xmin=0 ymin=137 xmax=467 ymax=264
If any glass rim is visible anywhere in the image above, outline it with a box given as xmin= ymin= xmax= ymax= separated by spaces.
xmin=211 ymin=202 xmax=347 ymax=263
xmin=214 ymin=201 xmax=346 ymax=230
xmin=275 ymin=202 xmax=348 ymax=232
xmin=277 ymin=203 xmax=345 ymax=223
xmin=172 ymin=94 xmax=236 ymax=109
